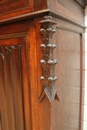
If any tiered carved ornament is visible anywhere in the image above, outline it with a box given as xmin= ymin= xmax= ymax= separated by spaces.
xmin=39 ymin=15 xmax=59 ymax=103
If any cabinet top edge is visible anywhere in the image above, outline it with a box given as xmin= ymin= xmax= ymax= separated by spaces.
xmin=0 ymin=9 xmax=85 ymax=29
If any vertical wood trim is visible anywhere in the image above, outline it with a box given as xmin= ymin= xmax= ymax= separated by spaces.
xmin=26 ymin=21 xmax=40 ymax=130
xmin=34 ymin=17 xmax=44 ymax=130
xmin=11 ymin=47 xmax=24 ymax=130
xmin=21 ymin=41 xmax=31 ymax=130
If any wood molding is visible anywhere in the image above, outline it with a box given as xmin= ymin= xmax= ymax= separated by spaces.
xmin=0 ymin=32 xmax=27 ymax=39
xmin=0 ymin=9 xmax=85 ymax=29
xmin=57 ymin=26 xmax=82 ymax=34
xmin=0 ymin=9 xmax=49 ymax=25
xmin=50 ymin=10 xmax=86 ymax=29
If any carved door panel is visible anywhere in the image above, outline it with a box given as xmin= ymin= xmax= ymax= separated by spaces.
xmin=0 ymin=37 xmax=30 ymax=130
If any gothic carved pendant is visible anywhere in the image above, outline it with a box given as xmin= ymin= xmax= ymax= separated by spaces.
xmin=39 ymin=15 xmax=59 ymax=103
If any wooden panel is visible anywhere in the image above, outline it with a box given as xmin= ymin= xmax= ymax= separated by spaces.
xmin=34 ymin=0 xmax=47 ymax=11
xmin=48 ymin=0 xmax=84 ymax=25
xmin=0 ymin=0 xmax=33 ymax=20
xmin=51 ymin=28 xmax=82 ymax=130
xmin=0 ymin=36 xmax=31 ymax=130
xmin=0 ymin=0 xmax=31 ymax=14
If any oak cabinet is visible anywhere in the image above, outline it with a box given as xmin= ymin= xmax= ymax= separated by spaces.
xmin=0 ymin=0 xmax=85 ymax=130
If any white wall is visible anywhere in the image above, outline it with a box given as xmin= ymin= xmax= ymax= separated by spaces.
xmin=82 ymin=6 xmax=87 ymax=130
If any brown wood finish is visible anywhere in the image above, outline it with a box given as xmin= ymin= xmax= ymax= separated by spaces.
xmin=0 ymin=39 xmax=25 ymax=130
xmin=0 ymin=0 xmax=33 ymax=20
xmin=34 ymin=0 xmax=47 ymax=11
xmin=0 ymin=0 xmax=85 ymax=130
xmin=0 ymin=0 xmax=30 ymax=14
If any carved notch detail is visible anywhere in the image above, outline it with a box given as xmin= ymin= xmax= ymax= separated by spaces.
xmin=39 ymin=15 xmax=59 ymax=103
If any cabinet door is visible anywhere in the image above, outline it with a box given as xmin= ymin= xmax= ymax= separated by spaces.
xmin=0 ymin=37 xmax=31 ymax=130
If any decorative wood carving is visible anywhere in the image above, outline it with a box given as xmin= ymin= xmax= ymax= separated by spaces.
xmin=39 ymin=15 xmax=59 ymax=103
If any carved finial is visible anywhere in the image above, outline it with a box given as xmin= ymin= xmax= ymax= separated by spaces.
xmin=39 ymin=15 xmax=59 ymax=103
xmin=44 ymin=15 xmax=52 ymax=20
xmin=39 ymin=15 xmax=57 ymax=25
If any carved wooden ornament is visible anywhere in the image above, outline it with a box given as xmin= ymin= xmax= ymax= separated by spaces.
xmin=39 ymin=15 xmax=59 ymax=103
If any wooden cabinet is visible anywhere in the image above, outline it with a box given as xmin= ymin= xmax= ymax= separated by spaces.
xmin=0 ymin=0 xmax=85 ymax=130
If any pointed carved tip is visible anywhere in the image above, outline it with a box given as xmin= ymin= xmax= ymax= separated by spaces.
xmin=44 ymin=86 xmax=58 ymax=103
xmin=39 ymin=87 xmax=59 ymax=103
